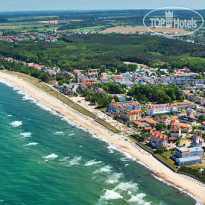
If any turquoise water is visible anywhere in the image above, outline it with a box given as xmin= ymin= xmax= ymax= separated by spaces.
xmin=0 ymin=81 xmax=198 ymax=205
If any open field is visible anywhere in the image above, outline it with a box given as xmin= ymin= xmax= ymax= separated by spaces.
xmin=100 ymin=25 xmax=186 ymax=34
xmin=38 ymin=20 xmax=59 ymax=24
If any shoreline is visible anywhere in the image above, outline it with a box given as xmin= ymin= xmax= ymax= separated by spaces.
xmin=0 ymin=71 xmax=204 ymax=204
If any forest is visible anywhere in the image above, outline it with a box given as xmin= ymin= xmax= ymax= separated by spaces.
xmin=127 ymin=84 xmax=184 ymax=103
xmin=0 ymin=33 xmax=205 ymax=73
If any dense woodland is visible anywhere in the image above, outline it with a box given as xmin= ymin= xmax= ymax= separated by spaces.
xmin=128 ymin=84 xmax=184 ymax=103
xmin=0 ymin=33 xmax=205 ymax=73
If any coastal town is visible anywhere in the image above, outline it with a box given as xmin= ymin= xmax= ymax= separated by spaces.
xmin=1 ymin=55 xmax=205 ymax=173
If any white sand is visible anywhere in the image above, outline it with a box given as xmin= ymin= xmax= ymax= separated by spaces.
xmin=0 ymin=71 xmax=204 ymax=204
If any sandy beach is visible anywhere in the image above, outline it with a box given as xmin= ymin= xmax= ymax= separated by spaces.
xmin=0 ymin=71 xmax=204 ymax=204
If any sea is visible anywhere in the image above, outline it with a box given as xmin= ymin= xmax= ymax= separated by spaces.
xmin=0 ymin=80 xmax=200 ymax=205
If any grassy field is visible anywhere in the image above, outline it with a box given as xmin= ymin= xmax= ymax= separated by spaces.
xmin=1 ymin=71 xmax=120 ymax=134
xmin=0 ymin=20 xmax=59 ymax=33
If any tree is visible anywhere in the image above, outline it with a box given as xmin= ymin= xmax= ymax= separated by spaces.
xmin=155 ymin=146 xmax=166 ymax=154
xmin=156 ymin=123 xmax=167 ymax=131
xmin=113 ymin=115 xmax=120 ymax=120
xmin=39 ymin=73 xmax=50 ymax=82
xmin=198 ymin=115 xmax=205 ymax=123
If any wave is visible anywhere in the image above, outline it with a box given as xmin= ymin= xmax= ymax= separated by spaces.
xmin=43 ymin=153 xmax=58 ymax=160
xmin=54 ymin=131 xmax=64 ymax=135
xmin=20 ymin=132 xmax=31 ymax=138
xmin=10 ymin=121 xmax=22 ymax=127
xmin=25 ymin=142 xmax=38 ymax=146
xmin=59 ymin=156 xmax=70 ymax=162
xmin=106 ymin=173 xmax=123 ymax=184
xmin=115 ymin=181 xmax=138 ymax=192
xmin=128 ymin=193 xmax=150 ymax=205
xmin=102 ymin=189 xmax=123 ymax=200
xmin=68 ymin=156 xmax=82 ymax=166
xmin=94 ymin=165 xmax=112 ymax=174
xmin=85 ymin=160 xmax=102 ymax=166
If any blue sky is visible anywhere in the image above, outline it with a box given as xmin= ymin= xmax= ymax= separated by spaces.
xmin=1 ymin=0 xmax=205 ymax=11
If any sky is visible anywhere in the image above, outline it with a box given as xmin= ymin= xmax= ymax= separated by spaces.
xmin=0 ymin=0 xmax=205 ymax=12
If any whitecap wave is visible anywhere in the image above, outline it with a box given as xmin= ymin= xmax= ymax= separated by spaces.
xmin=59 ymin=156 xmax=70 ymax=162
xmin=102 ymin=189 xmax=123 ymax=200
xmin=115 ymin=182 xmax=138 ymax=192
xmin=94 ymin=165 xmax=112 ymax=174
xmin=25 ymin=142 xmax=38 ymax=146
xmin=85 ymin=160 xmax=102 ymax=166
xmin=69 ymin=156 xmax=82 ymax=166
xmin=54 ymin=131 xmax=64 ymax=135
xmin=43 ymin=153 xmax=58 ymax=160
xmin=128 ymin=193 xmax=150 ymax=205
xmin=10 ymin=121 xmax=22 ymax=127
xmin=106 ymin=173 xmax=123 ymax=184
xmin=20 ymin=132 xmax=31 ymax=138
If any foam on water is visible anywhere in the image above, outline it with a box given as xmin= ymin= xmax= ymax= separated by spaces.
xmin=25 ymin=142 xmax=38 ymax=146
xmin=54 ymin=131 xmax=64 ymax=135
xmin=128 ymin=193 xmax=150 ymax=205
xmin=94 ymin=165 xmax=112 ymax=174
xmin=10 ymin=121 xmax=22 ymax=127
xmin=84 ymin=160 xmax=102 ymax=166
xmin=106 ymin=172 xmax=123 ymax=184
xmin=20 ymin=132 xmax=32 ymax=138
xmin=43 ymin=153 xmax=58 ymax=160
xmin=68 ymin=156 xmax=82 ymax=166
xmin=115 ymin=181 xmax=138 ymax=192
xmin=59 ymin=156 xmax=70 ymax=162
xmin=102 ymin=189 xmax=123 ymax=200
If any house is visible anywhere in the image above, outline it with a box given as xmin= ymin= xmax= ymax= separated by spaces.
xmin=190 ymin=136 xmax=204 ymax=147
xmin=53 ymin=67 xmax=61 ymax=73
xmin=150 ymin=130 xmax=168 ymax=148
xmin=120 ymin=109 xmax=142 ymax=122
xmin=48 ymin=80 xmax=58 ymax=85
xmin=156 ymin=115 xmax=169 ymax=125
xmin=46 ymin=69 xmax=56 ymax=76
xmin=170 ymin=121 xmax=191 ymax=137
xmin=108 ymin=99 xmax=141 ymax=114
xmin=140 ymin=117 xmax=158 ymax=125
xmin=171 ymin=146 xmax=204 ymax=166
xmin=178 ymin=116 xmax=196 ymax=125
xmin=133 ymin=120 xmax=145 ymax=128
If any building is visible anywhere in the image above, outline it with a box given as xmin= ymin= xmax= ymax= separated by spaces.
xmin=160 ymin=74 xmax=205 ymax=85
xmin=178 ymin=116 xmax=196 ymax=125
xmin=133 ymin=120 xmax=145 ymax=128
xmin=120 ymin=109 xmax=142 ymax=122
xmin=190 ymin=136 xmax=204 ymax=147
xmin=146 ymin=104 xmax=170 ymax=116
xmin=146 ymin=102 xmax=194 ymax=116
xmin=172 ymin=146 xmax=204 ymax=166
xmin=108 ymin=99 xmax=141 ymax=114
xmin=140 ymin=117 xmax=158 ymax=125
xmin=170 ymin=121 xmax=191 ymax=137
xmin=150 ymin=130 xmax=168 ymax=148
